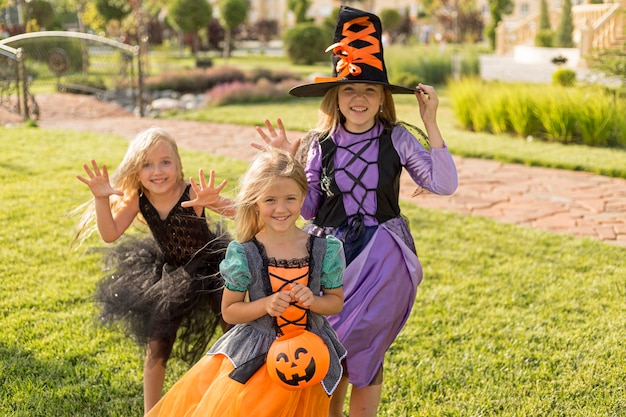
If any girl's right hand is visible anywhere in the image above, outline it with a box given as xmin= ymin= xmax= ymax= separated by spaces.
xmin=265 ymin=290 xmax=292 ymax=317
xmin=254 ymin=119 xmax=301 ymax=156
xmin=77 ymin=160 xmax=123 ymax=199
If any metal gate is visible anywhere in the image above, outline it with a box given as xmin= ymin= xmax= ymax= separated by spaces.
xmin=0 ymin=42 xmax=35 ymax=120
xmin=0 ymin=31 xmax=145 ymax=120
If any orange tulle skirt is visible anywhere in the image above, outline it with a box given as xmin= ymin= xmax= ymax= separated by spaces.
xmin=146 ymin=353 xmax=331 ymax=417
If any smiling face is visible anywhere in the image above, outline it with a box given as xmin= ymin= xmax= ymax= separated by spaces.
xmin=337 ymin=83 xmax=384 ymax=133
xmin=137 ymin=140 xmax=179 ymax=195
xmin=255 ymin=176 xmax=305 ymax=235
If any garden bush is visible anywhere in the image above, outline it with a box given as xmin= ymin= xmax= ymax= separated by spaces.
xmin=57 ymin=74 xmax=107 ymax=94
xmin=144 ymin=66 xmax=246 ymax=93
xmin=534 ymin=90 xmax=578 ymax=143
xmin=534 ymin=29 xmax=555 ymax=47
xmin=204 ymin=78 xmax=301 ymax=106
xmin=506 ymin=88 xmax=542 ymax=138
xmin=448 ymin=78 xmax=626 ymax=148
xmin=552 ymin=68 xmax=576 ymax=86
xmin=576 ymin=93 xmax=619 ymax=147
xmin=483 ymin=88 xmax=510 ymax=134
xmin=144 ymin=66 xmax=302 ymax=95
xmin=385 ymin=44 xmax=480 ymax=85
xmin=282 ymin=23 xmax=330 ymax=65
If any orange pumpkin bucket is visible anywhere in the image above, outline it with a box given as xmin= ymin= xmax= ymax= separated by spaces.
xmin=266 ymin=329 xmax=331 ymax=391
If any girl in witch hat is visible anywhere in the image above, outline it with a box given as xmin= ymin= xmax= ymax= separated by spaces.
xmin=256 ymin=6 xmax=458 ymax=416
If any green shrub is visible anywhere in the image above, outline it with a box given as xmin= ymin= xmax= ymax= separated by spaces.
xmin=552 ymin=68 xmax=576 ymax=86
xmin=145 ymin=66 xmax=246 ymax=93
xmin=448 ymin=78 xmax=625 ymax=148
xmin=459 ymin=51 xmax=481 ymax=77
xmin=282 ymin=23 xmax=329 ymax=65
xmin=484 ymin=88 xmax=510 ymax=134
xmin=385 ymin=45 xmax=480 ymax=85
xmin=447 ymin=77 xmax=482 ymax=130
xmin=612 ymin=106 xmax=626 ymax=148
xmin=57 ymin=74 xmax=107 ymax=94
xmin=506 ymin=86 xmax=542 ymax=137
xmin=205 ymin=78 xmax=301 ymax=106
xmin=534 ymin=29 xmax=555 ymax=47
xmin=534 ymin=89 xmax=578 ymax=143
xmin=246 ymin=67 xmax=302 ymax=83
xmin=144 ymin=66 xmax=303 ymax=94
xmin=576 ymin=93 xmax=615 ymax=146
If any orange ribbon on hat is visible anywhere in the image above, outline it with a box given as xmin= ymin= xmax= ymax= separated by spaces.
xmin=314 ymin=16 xmax=383 ymax=83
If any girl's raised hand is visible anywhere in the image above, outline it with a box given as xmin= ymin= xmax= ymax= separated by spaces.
xmin=253 ymin=118 xmax=301 ymax=156
xmin=415 ymin=83 xmax=439 ymax=124
xmin=182 ymin=169 xmax=227 ymax=209
xmin=77 ymin=160 xmax=123 ymax=198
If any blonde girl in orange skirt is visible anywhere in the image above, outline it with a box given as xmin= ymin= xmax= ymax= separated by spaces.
xmin=146 ymin=147 xmax=347 ymax=417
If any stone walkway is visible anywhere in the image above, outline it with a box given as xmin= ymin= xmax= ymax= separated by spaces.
xmin=32 ymin=94 xmax=626 ymax=247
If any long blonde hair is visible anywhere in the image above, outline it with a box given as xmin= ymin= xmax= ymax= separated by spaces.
xmin=234 ymin=148 xmax=308 ymax=242
xmin=72 ymin=127 xmax=184 ymax=247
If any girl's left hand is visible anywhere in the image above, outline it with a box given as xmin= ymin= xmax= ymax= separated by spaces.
xmin=182 ymin=169 xmax=227 ymax=209
xmin=415 ymin=83 xmax=439 ymax=124
xmin=289 ymin=283 xmax=314 ymax=308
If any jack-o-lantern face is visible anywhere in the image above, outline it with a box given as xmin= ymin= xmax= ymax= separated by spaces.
xmin=266 ymin=330 xmax=330 ymax=391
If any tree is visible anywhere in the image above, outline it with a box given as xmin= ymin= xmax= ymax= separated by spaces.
xmin=287 ymin=0 xmax=312 ymax=24
xmin=539 ymin=0 xmax=550 ymax=31
xmin=95 ymin=0 xmax=132 ymax=23
xmin=555 ymin=0 xmax=574 ymax=47
xmin=25 ymin=0 xmax=55 ymax=30
xmin=432 ymin=0 xmax=484 ymax=43
xmin=218 ymin=0 xmax=248 ymax=60
xmin=535 ymin=0 xmax=554 ymax=47
xmin=485 ymin=0 xmax=513 ymax=50
xmin=283 ymin=23 xmax=328 ymax=65
xmin=167 ymin=0 xmax=212 ymax=56
xmin=81 ymin=3 xmax=106 ymax=32
xmin=379 ymin=8 xmax=401 ymax=40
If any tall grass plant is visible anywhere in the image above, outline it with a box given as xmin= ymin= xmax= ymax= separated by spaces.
xmin=447 ymin=78 xmax=626 ymax=149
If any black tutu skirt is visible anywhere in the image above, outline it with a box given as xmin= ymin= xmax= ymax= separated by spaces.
xmin=94 ymin=233 xmax=229 ymax=364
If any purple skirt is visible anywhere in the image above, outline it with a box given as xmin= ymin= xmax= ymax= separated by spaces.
xmin=321 ymin=217 xmax=422 ymax=388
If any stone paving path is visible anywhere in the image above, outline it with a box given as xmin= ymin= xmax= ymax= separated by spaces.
xmin=33 ymin=94 xmax=626 ymax=247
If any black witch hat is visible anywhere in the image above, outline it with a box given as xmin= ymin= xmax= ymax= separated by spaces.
xmin=289 ymin=6 xmax=416 ymax=98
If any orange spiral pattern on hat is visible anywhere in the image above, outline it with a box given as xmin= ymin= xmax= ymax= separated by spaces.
xmin=314 ymin=15 xmax=382 ymax=83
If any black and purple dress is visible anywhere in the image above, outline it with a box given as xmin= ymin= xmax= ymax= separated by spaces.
xmin=301 ymin=122 xmax=458 ymax=388
xmin=95 ymin=184 xmax=230 ymax=364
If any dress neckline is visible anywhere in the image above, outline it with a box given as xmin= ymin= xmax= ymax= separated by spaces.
xmin=252 ymin=236 xmax=312 ymax=268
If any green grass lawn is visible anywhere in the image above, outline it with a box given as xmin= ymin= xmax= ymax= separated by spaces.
xmin=1 ymin=127 xmax=625 ymax=416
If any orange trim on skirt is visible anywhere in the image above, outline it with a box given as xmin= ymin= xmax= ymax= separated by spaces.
xmin=146 ymin=353 xmax=332 ymax=417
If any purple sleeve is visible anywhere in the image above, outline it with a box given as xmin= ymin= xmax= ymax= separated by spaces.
xmin=301 ymin=139 xmax=323 ymax=220
xmin=392 ymin=126 xmax=458 ymax=195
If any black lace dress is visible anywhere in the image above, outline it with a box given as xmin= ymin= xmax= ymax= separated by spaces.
xmin=95 ymin=184 xmax=230 ymax=364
